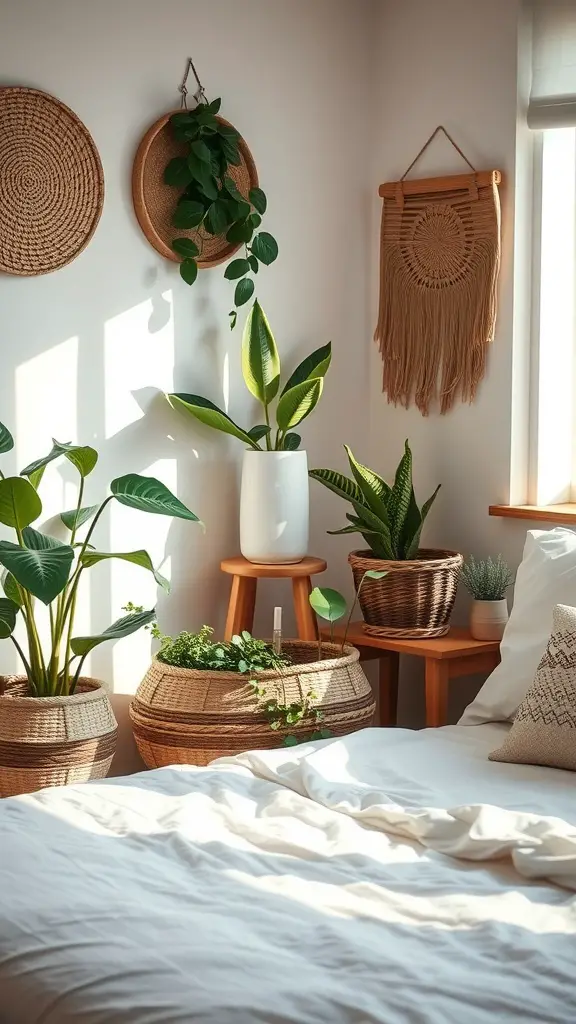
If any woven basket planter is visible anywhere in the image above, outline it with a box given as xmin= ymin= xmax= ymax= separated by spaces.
xmin=349 ymin=548 xmax=463 ymax=639
xmin=0 ymin=677 xmax=118 ymax=798
xmin=130 ymin=641 xmax=375 ymax=768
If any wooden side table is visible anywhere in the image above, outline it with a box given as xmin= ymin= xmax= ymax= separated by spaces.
xmin=221 ymin=556 xmax=327 ymax=642
xmin=321 ymin=622 xmax=501 ymax=728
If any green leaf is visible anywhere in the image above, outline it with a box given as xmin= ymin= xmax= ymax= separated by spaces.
xmin=170 ymin=112 xmax=193 ymax=129
xmin=308 ymin=468 xmax=364 ymax=506
xmin=171 ymin=238 xmax=200 ymax=259
xmin=350 ymin=505 xmax=389 ymax=534
xmin=21 ymin=440 xmax=97 ymax=479
xmin=249 ymin=213 xmax=262 ymax=230
xmin=168 ymin=393 xmax=257 ymax=448
xmin=276 ymin=378 xmax=323 ymax=432
xmin=208 ymin=98 xmax=222 ymax=115
xmin=282 ymin=735 xmax=299 ymax=747
xmin=326 ymin=524 xmax=363 ymax=536
xmin=80 ymin=550 xmax=170 ymax=592
xmin=70 ymin=608 xmax=156 ymax=657
xmin=0 ymin=477 xmax=42 ymax=529
xmin=205 ymin=200 xmax=230 ymax=236
xmin=180 ymin=260 xmax=198 ymax=285
xmin=223 ymin=176 xmax=246 ymax=202
xmin=111 ymin=474 xmax=200 ymax=522
xmin=195 ymin=170 xmax=219 ymax=201
xmin=0 ymin=421 xmax=14 ymax=455
xmin=248 ymin=254 xmax=259 ymax=274
xmin=60 ymin=505 xmax=99 ymax=532
xmin=0 ymin=539 xmax=74 ymax=604
xmin=249 ymin=187 xmax=267 ymax=215
xmin=234 ymin=277 xmax=255 ymax=307
xmin=22 ymin=526 xmax=66 ymax=551
xmin=0 ymin=597 xmax=18 ymax=639
xmin=283 ymin=432 xmax=301 ymax=451
xmin=172 ymin=201 xmax=205 ymax=229
xmin=251 ymin=232 xmax=278 ymax=266
xmin=224 ymin=258 xmax=250 ymax=280
xmin=229 ymin=310 xmax=238 ymax=331
xmin=247 ymin=425 xmax=271 ymax=443
xmin=344 ymin=446 xmax=390 ymax=519
xmin=2 ymin=571 xmax=22 ymax=606
xmin=365 ymin=569 xmax=388 ymax=580
xmin=217 ymin=122 xmax=241 ymax=140
xmin=191 ymin=139 xmax=211 ymax=164
xmin=309 ymin=586 xmax=347 ymax=623
xmin=226 ymin=220 xmax=253 ymax=245
xmin=281 ymin=342 xmax=332 ymax=396
xmin=164 ymin=157 xmax=193 ymax=187
xmin=398 ymin=485 xmax=421 ymax=560
xmin=28 ymin=466 xmax=45 ymax=490
xmin=405 ymin=485 xmax=441 ymax=560
xmin=242 ymin=300 xmax=280 ymax=404
xmin=387 ymin=440 xmax=413 ymax=554
xmin=220 ymin=135 xmax=241 ymax=166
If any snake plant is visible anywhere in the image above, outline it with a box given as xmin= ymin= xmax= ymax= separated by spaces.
xmin=167 ymin=300 xmax=331 ymax=451
xmin=0 ymin=422 xmax=200 ymax=697
xmin=310 ymin=440 xmax=440 ymax=560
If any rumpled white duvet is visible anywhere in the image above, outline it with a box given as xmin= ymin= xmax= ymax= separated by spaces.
xmin=0 ymin=724 xmax=575 ymax=1023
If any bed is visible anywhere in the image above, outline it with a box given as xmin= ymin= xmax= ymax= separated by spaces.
xmin=0 ymin=722 xmax=575 ymax=1023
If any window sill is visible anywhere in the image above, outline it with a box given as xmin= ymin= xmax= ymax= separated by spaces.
xmin=489 ymin=503 xmax=576 ymax=524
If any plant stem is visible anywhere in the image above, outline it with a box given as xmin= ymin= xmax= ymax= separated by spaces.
xmin=9 ymin=635 xmax=34 ymax=691
xmin=340 ymin=572 xmax=367 ymax=654
xmin=15 ymin=525 xmax=47 ymax=692
xmin=263 ymin=403 xmax=272 ymax=451
xmin=55 ymin=477 xmax=85 ymax=694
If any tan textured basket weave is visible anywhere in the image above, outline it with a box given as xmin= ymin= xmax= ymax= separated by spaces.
xmin=130 ymin=641 xmax=375 ymax=768
xmin=349 ymin=549 xmax=463 ymax=639
xmin=132 ymin=111 xmax=258 ymax=268
xmin=0 ymin=87 xmax=104 ymax=276
xmin=0 ymin=677 xmax=118 ymax=798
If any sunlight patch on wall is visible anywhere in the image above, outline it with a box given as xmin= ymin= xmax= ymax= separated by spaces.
xmin=109 ymin=458 xmax=176 ymax=693
xmin=104 ymin=291 xmax=174 ymax=439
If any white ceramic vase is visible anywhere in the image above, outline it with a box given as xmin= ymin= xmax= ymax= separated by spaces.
xmin=240 ymin=450 xmax=309 ymax=564
xmin=470 ymin=598 xmax=509 ymax=641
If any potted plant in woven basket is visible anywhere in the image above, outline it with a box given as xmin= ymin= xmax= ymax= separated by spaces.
xmin=310 ymin=441 xmax=462 ymax=638
xmin=0 ymin=420 xmax=200 ymax=797
xmin=130 ymin=626 xmax=374 ymax=767
xmin=167 ymin=299 xmax=331 ymax=565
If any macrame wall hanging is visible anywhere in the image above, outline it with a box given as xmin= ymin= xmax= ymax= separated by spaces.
xmin=374 ymin=127 xmax=502 ymax=415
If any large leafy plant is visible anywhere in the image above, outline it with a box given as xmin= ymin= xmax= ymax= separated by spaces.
xmin=310 ymin=441 xmax=440 ymax=560
xmin=165 ymin=97 xmax=278 ymax=322
xmin=168 ymin=300 xmax=331 ymax=452
xmin=0 ymin=422 xmax=200 ymax=698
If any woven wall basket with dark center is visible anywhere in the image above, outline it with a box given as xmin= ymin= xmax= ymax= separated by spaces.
xmin=0 ymin=87 xmax=104 ymax=276
xmin=132 ymin=110 xmax=258 ymax=267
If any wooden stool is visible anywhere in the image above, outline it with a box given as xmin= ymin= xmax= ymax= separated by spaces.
xmin=221 ymin=556 xmax=327 ymax=642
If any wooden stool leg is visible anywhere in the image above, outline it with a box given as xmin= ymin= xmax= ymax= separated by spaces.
xmin=425 ymin=659 xmax=449 ymax=727
xmin=224 ymin=575 xmax=257 ymax=641
xmin=379 ymin=652 xmax=399 ymax=727
xmin=292 ymin=576 xmax=318 ymax=641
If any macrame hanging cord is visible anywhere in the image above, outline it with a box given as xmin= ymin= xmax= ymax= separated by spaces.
xmin=374 ymin=126 xmax=502 ymax=415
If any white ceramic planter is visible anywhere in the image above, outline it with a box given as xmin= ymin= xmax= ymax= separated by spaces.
xmin=470 ymin=598 xmax=509 ymax=641
xmin=240 ymin=450 xmax=309 ymax=564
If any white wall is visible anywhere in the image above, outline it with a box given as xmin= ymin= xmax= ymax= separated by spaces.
xmin=0 ymin=0 xmax=376 ymax=769
xmin=369 ymin=0 xmax=533 ymax=723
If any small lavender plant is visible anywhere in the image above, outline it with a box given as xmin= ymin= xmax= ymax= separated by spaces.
xmin=461 ymin=555 xmax=514 ymax=601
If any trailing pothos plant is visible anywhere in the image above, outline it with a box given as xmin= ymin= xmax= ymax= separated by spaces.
xmin=165 ymin=97 xmax=278 ymax=324
xmin=167 ymin=300 xmax=331 ymax=452
xmin=0 ymin=421 xmax=200 ymax=698
xmin=309 ymin=570 xmax=387 ymax=653
xmin=310 ymin=440 xmax=440 ymax=560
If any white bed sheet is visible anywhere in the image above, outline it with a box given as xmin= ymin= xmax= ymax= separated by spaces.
xmin=0 ymin=724 xmax=575 ymax=1023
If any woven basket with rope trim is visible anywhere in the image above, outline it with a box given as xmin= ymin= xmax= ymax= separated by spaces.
xmin=130 ymin=641 xmax=375 ymax=768
xmin=349 ymin=549 xmax=463 ymax=639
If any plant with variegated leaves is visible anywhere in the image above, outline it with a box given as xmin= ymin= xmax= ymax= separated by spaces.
xmin=310 ymin=440 xmax=440 ymax=560
xmin=0 ymin=421 xmax=200 ymax=697
xmin=167 ymin=300 xmax=331 ymax=451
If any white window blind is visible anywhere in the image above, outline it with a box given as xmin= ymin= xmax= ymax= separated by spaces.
xmin=529 ymin=0 xmax=576 ymax=129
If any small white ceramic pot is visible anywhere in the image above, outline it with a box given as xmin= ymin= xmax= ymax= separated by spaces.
xmin=240 ymin=449 xmax=309 ymax=564
xmin=470 ymin=598 xmax=509 ymax=641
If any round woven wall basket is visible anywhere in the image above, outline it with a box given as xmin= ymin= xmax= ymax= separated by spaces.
xmin=132 ymin=110 xmax=258 ymax=268
xmin=349 ymin=549 xmax=463 ymax=639
xmin=0 ymin=87 xmax=104 ymax=276
xmin=0 ymin=677 xmax=118 ymax=797
xmin=130 ymin=641 xmax=375 ymax=768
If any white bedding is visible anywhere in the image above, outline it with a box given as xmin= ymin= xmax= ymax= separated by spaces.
xmin=0 ymin=724 xmax=575 ymax=1023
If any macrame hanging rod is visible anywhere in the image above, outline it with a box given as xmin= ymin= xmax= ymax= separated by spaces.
xmin=400 ymin=125 xmax=476 ymax=180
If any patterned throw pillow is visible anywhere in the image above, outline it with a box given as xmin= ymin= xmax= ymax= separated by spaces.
xmin=489 ymin=603 xmax=576 ymax=771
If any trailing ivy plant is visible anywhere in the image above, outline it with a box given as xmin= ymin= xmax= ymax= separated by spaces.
xmin=168 ymin=300 xmax=331 ymax=452
xmin=0 ymin=422 xmax=200 ymax=698
xmin=165 ymin=97 xmax=278 ymax=323
xmin=309 ymin=570 xmax=387 ymax=654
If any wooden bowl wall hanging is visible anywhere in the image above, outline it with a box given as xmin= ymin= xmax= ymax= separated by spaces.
xmin=132 ymin=111 xmax=258 ymax=268
xmin=0 ymin=87 xmax=104 ymax=276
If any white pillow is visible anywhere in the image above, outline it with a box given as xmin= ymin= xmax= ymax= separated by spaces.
xmin=459 ymin=528 xmax=576 ymax=725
